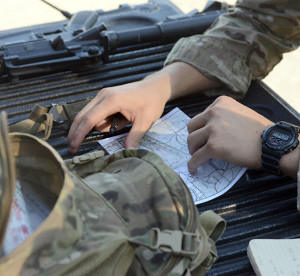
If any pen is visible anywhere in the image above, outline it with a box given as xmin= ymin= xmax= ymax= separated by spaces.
xmin=109 ymin=116 xmax=119 ymax=133
xmin=109 ymin=113 xmax=131 ymax=134
xmin=110 ymin=113 xmax=125 ymax=134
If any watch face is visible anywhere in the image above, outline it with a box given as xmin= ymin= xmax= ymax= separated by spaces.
xmin=268 ymin=129 xmax=291 ymax=146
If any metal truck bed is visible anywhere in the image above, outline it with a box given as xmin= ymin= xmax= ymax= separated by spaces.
xmin=1 ymin=1 xmax=299 ymax=275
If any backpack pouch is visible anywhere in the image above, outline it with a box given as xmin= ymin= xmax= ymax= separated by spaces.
xmin=0 ymin=131 xmax=134 ymax=276
xmin=72 ymin=149 xmax=203 ymax=276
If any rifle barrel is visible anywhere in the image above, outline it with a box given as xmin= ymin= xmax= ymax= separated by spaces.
xmin=102 ymin=10 xmax=225 ymax=50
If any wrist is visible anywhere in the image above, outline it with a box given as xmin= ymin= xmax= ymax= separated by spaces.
xmin=261 ymin=122 xmax=300 ymax=179
xmin=143 ymin=70 xmax=172 ymax=104
xmin=279 ymin=135 xmax=300 ymax=178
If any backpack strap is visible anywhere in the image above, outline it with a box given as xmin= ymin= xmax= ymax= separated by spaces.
xmin=9 ymin=104 xmax=53 ymax=140
xmin=65 ymin=150 xmax=105 ymax=169
xmin=130 ymin=228 xmax=207 ymax=258
xmin=9 ymin=99 xmax=92 ymax=140
xmin=199 ymin=210 xmax=226 ymax=242
xmin=190 ymin=210 xmax=226 ymax=276
xmin=128 ymin=210 xmax=225 ymax=275
xmin=129 ymin=227 xmax=209 ymax=275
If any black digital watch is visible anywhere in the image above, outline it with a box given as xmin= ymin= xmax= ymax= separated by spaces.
xmin=261 ymin=121 xmax=299 ymax=176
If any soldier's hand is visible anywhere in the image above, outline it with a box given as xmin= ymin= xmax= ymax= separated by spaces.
xmin=68 ymin=78 xmax=170 ymax=153
xmin=187 ymin=96 xmax=273 ymax=173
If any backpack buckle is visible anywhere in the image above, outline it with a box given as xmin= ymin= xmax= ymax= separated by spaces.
xmin=150 ymin=228 xmax=200 ymax=258
xmin=72 ymin=150 xmax=105 ymax=165
xmin=49 ymin=104 xmax=68 ymax=124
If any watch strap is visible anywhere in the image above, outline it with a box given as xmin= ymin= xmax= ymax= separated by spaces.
xmin=261 ymin=145 xmax=283 ymax=176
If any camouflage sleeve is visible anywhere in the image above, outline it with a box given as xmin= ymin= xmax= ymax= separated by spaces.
xmin=165 ymin=0 xmax=300 ymax=98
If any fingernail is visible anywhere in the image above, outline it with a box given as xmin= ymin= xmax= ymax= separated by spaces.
xmin=69 ymin=147 xmax=77 ymax=154
xmin=69 ymin=141 xmax=77 ymax=153
xmin=188 ymin=164 xmax=195 ymax=174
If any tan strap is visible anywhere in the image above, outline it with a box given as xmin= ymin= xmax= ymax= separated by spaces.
xmin=9 ymin=99 xmax=92 ymax=140
xmin=129 ymin=227 xmax=210 ymax=275
xmin=62 ymin=99 xmax=92 ymax=122
xmin=129 ymin=228 xmax=204 ymax=259
xmin=9 ymin=105 xmax=54 ymax=140
xmin=199 ymin=210 xmax=226 ymax=242
xmin=66 ymin=150 xmax=105 ymax=169
xmin=129 ymin=211 xmax=226 ymax=275
xmin=189 ymin=211 xmax=226 ymax=275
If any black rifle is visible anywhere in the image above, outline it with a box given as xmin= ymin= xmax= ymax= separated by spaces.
xmin=0 ymin=0 xmax=225 ymax=78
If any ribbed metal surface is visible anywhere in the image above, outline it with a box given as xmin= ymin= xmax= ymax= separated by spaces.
xmin=1 ymin=38 xmax=300 ymax=275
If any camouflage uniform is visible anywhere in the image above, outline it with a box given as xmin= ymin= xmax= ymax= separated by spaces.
xmin=165 ymin=0 xmax=300 ymax=208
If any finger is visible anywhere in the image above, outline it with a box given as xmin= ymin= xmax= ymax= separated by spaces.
xmin=124 ymin=119 xmax=153 ymax=148
xmin=187 ymin=112 xmax=208 ymax=134
xmin=187 ymin=127 xmax=208 ymax=155
xmin=68 ymin=104 xmax=119 ymax=153
xmin=94 ymin=117 xmax=113 ymax=133
xmin=68 ymin=122 xmax=92 ymax=153
xmin=187 ymin=145 xmax=212 ymax=174
xmin=68 ymin=95 xmax=105 ymax=141
xmin=187 ymin=97 xmax=223 ymax=134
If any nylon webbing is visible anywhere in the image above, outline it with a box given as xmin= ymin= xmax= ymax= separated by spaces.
xmin=128 ymin=210 xmax=225 ymax=275
xmin=199 ymin=210 xmax=226 ymax=242
xmin=9 ymin=99 xmax=92 ymax=140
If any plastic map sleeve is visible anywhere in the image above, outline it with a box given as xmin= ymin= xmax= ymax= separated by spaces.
xmin=1 ymin=180 xmax=56 ymax=256
xmin=99 ymin=107 xmax=247 ymax=205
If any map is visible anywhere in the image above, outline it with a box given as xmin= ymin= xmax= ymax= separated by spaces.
xmin=1 ymin=180 xmax=56 ymax=256
xmin=99 ymin=108 xmax=247 ymax=205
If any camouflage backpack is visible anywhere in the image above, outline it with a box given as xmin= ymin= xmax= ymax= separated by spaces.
xmin=0 ymin=111 xmax=226 ymax=276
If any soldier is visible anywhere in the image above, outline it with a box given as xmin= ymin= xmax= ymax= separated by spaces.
xmin=68 ymin=0 xmax=300 ymax=181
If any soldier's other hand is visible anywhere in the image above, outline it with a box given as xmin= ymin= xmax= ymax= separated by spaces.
xmin=186 ymin=96 xmax=273 ymax=173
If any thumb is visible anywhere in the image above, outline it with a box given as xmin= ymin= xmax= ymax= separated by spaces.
xmin=124 ymin=120 xmax=151 ymax=148
xmin=124 ymin=129 xmax=145 ymax=149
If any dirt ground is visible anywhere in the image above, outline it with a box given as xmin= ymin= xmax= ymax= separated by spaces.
xmin=0 ymin=0 xmax=299 ymax=114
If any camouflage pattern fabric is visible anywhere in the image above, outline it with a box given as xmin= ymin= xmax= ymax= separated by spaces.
xmin=74 ymin=149 xmax=219 ymax=275
xmin=0 ymin=133 xmax=134 ymax=276
xmin=165 ymin=0 xmax=300 ymax=98
xmin=0 ymin=121 xmax=225 ymax=275
xmin=0 ymin=113 xmax=15 ymax=251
